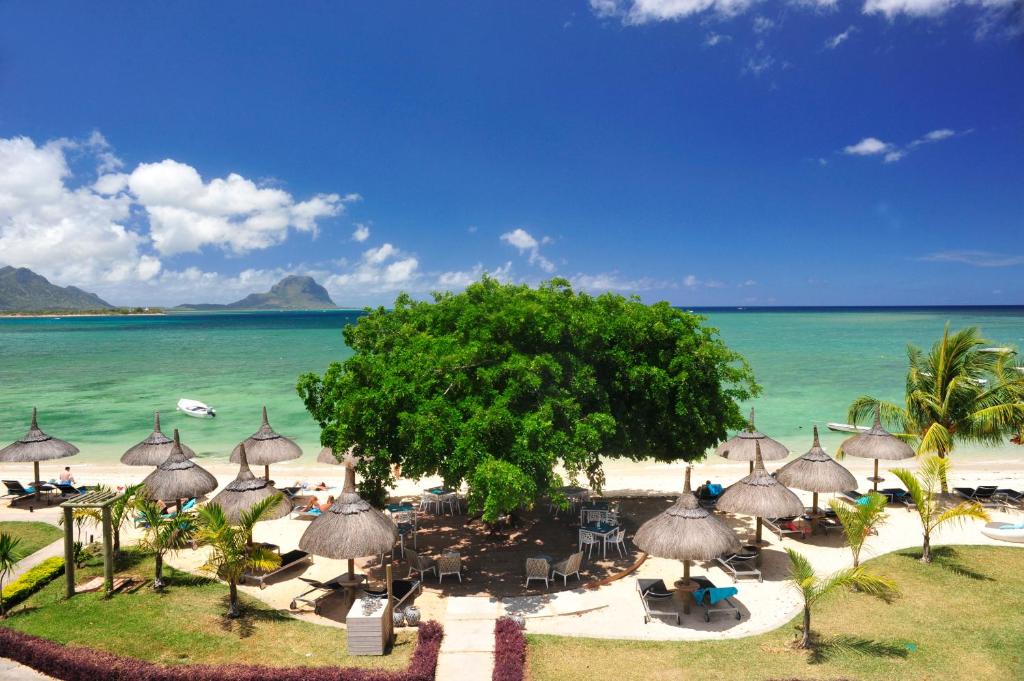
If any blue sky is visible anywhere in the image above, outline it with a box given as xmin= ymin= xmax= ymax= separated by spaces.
xmin=0 ymin=1 xmax=1021 ymax=306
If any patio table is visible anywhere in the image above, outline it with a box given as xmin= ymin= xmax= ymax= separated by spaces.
xmin=580 ymin=521 xmax=619 ymax=559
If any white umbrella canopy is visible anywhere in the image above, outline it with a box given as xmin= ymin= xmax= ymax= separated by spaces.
xmin=717 ymin=441 xmax=804 ymax=544
xmin=840 ymin=405 xmax=915 ymax=491
xmin=714 ymin=408 xmax=789 ymax=473
xmin=0 ymin=408 xmax=79 ymax=496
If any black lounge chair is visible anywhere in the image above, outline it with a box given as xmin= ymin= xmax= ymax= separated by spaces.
xmin=2 ymin=480 xmax=35 ymax=504
xmin=243 ymin=549 xmax=312 ymax=589
xmin=691 ymin=575 xmax=741 ymax=623
xmin=764 ymin=516 xmax=807 ymax=540
xmin=716 ymin=549 xmax=761 ymax=582
xmin=956 ymin=486 xmax=1000 ymax=507
xmin=637 ymin=578 xmax=680 ymax=624
xmin=994 ymin=489 xmax=1023 ymax=507
xmin=362 ymin=578 xmax=421 ymax=610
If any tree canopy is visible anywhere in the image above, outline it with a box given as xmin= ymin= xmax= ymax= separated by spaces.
xmin=297 ymin=277 xmax=758 ymax=520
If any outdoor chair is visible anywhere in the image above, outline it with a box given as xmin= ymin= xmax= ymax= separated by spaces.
xmin=578 ymin=530 xmax=601 ymax=559
xmin=2 ymin=480 xmax=35 ymax=504
xmin=636 ymin=578 xmax=679 ymax=625
xmin=551 ymin=552 xmax=583 ymax=586
xmin=419 ymin=493 xmax=440 ymax=514
xmin=691 ymin=575 xmax=741 ymax=622
xmin=582 ymin=509 xmax=604 ymax=525
xmin=994 ymin=488 xmax=1023 ymax=507
xmin=404 ymin=548 xmax=437 ymax=579
xmin=716 ymin=549 xmax=762 ymax=582
xmin=956 ymin=486 xmax=1000 ymax=507
xmin=605 ymin=528 xmax=627 ymax=558
xmin=393 ymin=510 xmax=417 ymax=552
xmin=290 ymin=572 xmax=369 ymax=614
xmin=440 ymin=493 xmax=460 ymax=515
xmin=243 ymin=549 xmax=312 ymax=589
xmin=437 ymin=552 xmax=462 ymax=583
xmin=525 ymin=558 xmax=551 ymax=588
xmin=878 ymin=488 xmax=916 ymax=510
xmin=697 ymin=483 xmax=724 ymax=510
xmin=764 ymin=516 xmax=807 ymax=541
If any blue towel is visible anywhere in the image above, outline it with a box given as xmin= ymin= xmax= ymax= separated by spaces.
xmin=308 ymin=507 xmax=322 ymax=515
xmin=693 ymin=586 xmax=738 ymax=606
xmin=708 ymin=484 xmax=723 ymax=496
xmin=24 ymin=486 xmax=35 ymax=493
xmin=855 ymin=495 xmax=870 ymax=506
xmin=181 ymin=498 xmax=197 ymax=511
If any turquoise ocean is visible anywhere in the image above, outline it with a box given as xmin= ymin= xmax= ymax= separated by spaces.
xmin=2 ymin=308 xmax=1023 ymax=465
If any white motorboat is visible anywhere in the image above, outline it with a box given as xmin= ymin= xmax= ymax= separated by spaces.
xmin=177 ymin=398 xmax=216 ymax=418
xmin=827 ymin=422 xmax=870 ymax=434
xmin=980 ymin=521 xmax=1024 ymax=544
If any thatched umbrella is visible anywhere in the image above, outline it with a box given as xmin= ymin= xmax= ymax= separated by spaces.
xmin=717 ymin=441 xmax=804 ymax=544
xmin=210 ymin=443 xmax=290 ymax=524
xmin=299 ymin=452 xmax=397 ymax=580
xmin=317 ymin=446 xmax=340 ymax=465
xmin=121 ymin=411 xmax=196 ymax=466
xmin=839 ymin=405 xmax=915 ymax=492
xmin=142 ymin=429 xmax=218 ymax=506
xmin=634 ymin=466 xmax=740 ymax=583
xmin=0 ymin=408 xmax=79 ymax=498
xmin=776 ymin=426 xmax=857 ymax=514
xmin=229 ymin=406 xmax=302 ymax=482
xmin=714 ymin=407 xmax=790 ymax=473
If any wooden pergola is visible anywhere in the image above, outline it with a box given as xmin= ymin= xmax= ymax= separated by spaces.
xmin=60 ymin=489 xmax=124 ymax=597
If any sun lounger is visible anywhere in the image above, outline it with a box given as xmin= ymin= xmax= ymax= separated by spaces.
xmin=716 ymin=549 xmax=762 ymax=582
xmin=637 ymin=578 xmax=680 ymax=624
xmin=764 ymin=516 xmax=808 ymax=540
xmin=956 ymin=486 xmax=1000 ymax=507
xmin=243 ymin=549 xmax=312 ymax=589
xmin=361 ymin=578 xmax=421 ymax=611
xmin=994 ymin=489 xmax=1023 ymax=507
xmin=2 ymin=480 xmax=36 ymax=505
xmin=54 ymin=483 xmax=86 ymax=499
xmin=691 ymin=575 xmax=741 ymax=622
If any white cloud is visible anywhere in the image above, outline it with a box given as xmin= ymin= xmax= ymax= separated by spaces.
xmin=590 ymin=0 xmax=760 ymax=24
xmin=570 ymin=272 xmax=669 ymax=293
xmin=351 ymin=223 xmax=371 ymax=242
xmin=705 ymin=32 xmax=731 ymax=46
xmin=752 ymin=15 xmax=775 ymax=33
xmin=863 ymin=0 xmax=1013 ymax=18
xmin=325 ymin=242 xmax=420 ymax=293
xmin=743 ymin=54 xmax=776 ymax=76
xmin=129 ymin=160 xmax=343 ymax=255
xmin=500 ymin=228 xmax=556 ymax=273
xmin=844 ymin=137 xmax=892 ymax=156
xmin=436 ymin=262 xmax=514 ymax=288
xmin=0 ymin=136 xmax=161 ymax=289
xmin=919 ymin=251 xmax=1024 ymax=267
xmin=825 ymin=25 xmax=856 ymax=49
xmin=683 ymin=274 xmax=727 ymax=288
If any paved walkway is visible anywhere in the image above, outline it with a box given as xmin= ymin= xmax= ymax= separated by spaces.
xmin=0 ymin=657 xmax=57 ymax=680
xmin=435 ymin=596 xmax=500 ymax=681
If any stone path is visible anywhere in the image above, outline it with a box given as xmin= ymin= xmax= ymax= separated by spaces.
xmin=0 ymin=657 xmax=57 ymax=681
xmin=435 ymin=596 xmax=500 ymax=681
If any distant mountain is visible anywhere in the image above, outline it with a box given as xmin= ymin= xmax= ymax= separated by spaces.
xmin=176 ymin=275 xmax=337 ymax=310
xmin=0 ymin=266 xmax=113 ymax=311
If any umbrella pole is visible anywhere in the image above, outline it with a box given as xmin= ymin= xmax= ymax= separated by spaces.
xmin=265 ymin=465 xmax=270 ymax=482
xmin=749 ymin=461 xmax=754 ymax=474
xmin=682 ymin=559 xmax=691 ymax=615
xmin=348 ymin=558 xmax=355 ymax=580
xmin=33 ymin=461 xmax=40 ymax=500
xmin=755 ymin=517 xmax=763 ymax=545
xmin=872 ymin=459 xmax=880 ymax=492
xmin=812 ymin=492 xmax=819 ymax=516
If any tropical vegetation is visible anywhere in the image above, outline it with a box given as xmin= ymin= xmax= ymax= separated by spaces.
xmin=892 ymin=455 xmax=990 ymax=562
xmin=135 ymin=500 xmax=196 ymax=589
xmin=0 ymin=556 xmax=63 ymax=611
xmin=0 ymin=532 xmax=25 ymax=616
xmin=829 ymin=491 xmax=888 ymax=567
xmin=848 ymin=325 xmax=1024 ymax=491
xmin=298 ymin=277 xmax=758 ymax=520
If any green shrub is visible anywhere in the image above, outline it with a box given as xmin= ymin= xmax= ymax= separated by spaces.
xmin=2 ymin=557 xmax=64 ymax=608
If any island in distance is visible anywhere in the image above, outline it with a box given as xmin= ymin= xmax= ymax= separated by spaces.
xmin=175 ymin=275 xmax=338 ymax=311
xmin=0 ymin=266 xmax=113 ymax=311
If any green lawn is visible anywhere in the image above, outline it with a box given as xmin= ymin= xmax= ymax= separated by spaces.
xmin=0 ymin=521 xmax=62 ymax=557
xmin=1 ymin=548 xmax=416 ymax=669
xmin=528 ymin=546 xmax=1024 ymax=681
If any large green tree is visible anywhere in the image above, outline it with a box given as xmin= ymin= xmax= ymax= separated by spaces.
xmin=298 ymin=277 xmax=758 ymax=521
xmin=849 ymin=325 xmax=1024 ymax=491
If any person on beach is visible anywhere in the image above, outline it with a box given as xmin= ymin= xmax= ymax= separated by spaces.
xmin=58 ymin=466 xmax=76 ymax=486
xmin=300 ymin=495 xmax=335 ymax=513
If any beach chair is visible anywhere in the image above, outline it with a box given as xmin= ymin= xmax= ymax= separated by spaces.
xmin=55 ymin=482 xmax=86 ymax=499
xmin=764 ymin=516 xmax=807 ymax=540
xmin=290 ymin=572 xmax=368 ymax=613
xmin=551 ymin=552 xmax=583 ymax=586
xmin=994 ymin=489 xmax=1023 ymax=508
xmin=716 ymin=549 xmax=762 ymax=582
xmin=361 ymin=578 xmax=421 ymax=610
xmin=2 ymin=480 xmax=35 ymax=505
xmin=525 ymin=558 xmax=550 ymax=588
xmin=955 ymin=486 xmax=1000 ymax=508
xmin=691 ymin=576 xmax=741 ymax=622
xmin=242 ymin=549 xmax=312 ymax=589
xmin=636 ymin=578 xmax=679 ymax=624
xmin=404 ymin=548 xmax=437 ymax=580
xmin=697 ymin=483 xmax=724 ymax=510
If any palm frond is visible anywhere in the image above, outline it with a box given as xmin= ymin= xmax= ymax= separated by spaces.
xmin=917 ymin=422 xmax=952 ymax=457
xmin=935 ymin=502 xmax=990 ymax=529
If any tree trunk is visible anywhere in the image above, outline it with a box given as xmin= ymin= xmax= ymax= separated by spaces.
xmin=937 ymin=449 xmax=949 ymax=494
xmin=154 ymin=552 xmax=165 ymax=589
xmin=799 ymin=606 xmax=812 ymax=649
xmin=921 ymin=533 xmax=931 ymax=563
xmin=113 ymin=528 xmax=121 ymax=558
xmin=228 ymin=580 xmax=240 ymax=618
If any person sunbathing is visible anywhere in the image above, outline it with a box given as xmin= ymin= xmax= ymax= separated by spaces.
xmin=293 ymin=481 xmax=330 ymax=491
xmin=300 ymin=495 xmax=335 ymax=513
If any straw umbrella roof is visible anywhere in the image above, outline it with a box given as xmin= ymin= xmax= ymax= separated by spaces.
xmin=776 ymin=426 xmax=857 ymax=493
xmin=209 ymin=443 xmax=290 ymax=523
xmin=317 ymin=446 xmax=340 ymax=465
xmin=299 ymin=452 xmax=397 ymax=560
xmin=142 ymin=429 xmax=218 ymax=502
xmin=229 ymin=406 xmax=302 ymax=466
xmin=840 ymin=406 xmax=915 ymax=461
xmin=717 ymin=442 xmax=804 ymax=518
xmin=0 ymin=408 xmax=79 ymax=463
xmin=634 ymin=467 xmax=740 ymax=560
xmin=121 ymin=411 xmax=196 ymax=466
xmin=713 ymin=408 xmax=789 ymax=462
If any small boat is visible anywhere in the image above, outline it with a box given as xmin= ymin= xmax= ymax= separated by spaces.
xmin=980 ymin=521 xmax=1024 ymax=544
xmin=177 ymin=398 xmax=216 ymax=418
xmin=827 ymin=422 xmax=870 ymax=434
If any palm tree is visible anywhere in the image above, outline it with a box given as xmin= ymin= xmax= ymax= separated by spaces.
xmin=786 ymin=548 xmax=898 ymax=649
xmin=892 ymin=456 xmax=990 ymax=563
xmin=195 ymin=495 xmax=282 ymax=618
xmin=848 ymin=325 xmax=1024 ymax=492
xmin=0 ymin=533 xmax=25 ymax=617
xmin=829 ymin=491 xmax=888 ymax=568
xmin=136 ymin=500 xmax=196 ymax=589
xmin=109 ymin=483 xmax=143 ymax=558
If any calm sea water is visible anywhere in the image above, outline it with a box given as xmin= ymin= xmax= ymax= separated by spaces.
xmin=2 ymin=308 xmax=1023 ymax=463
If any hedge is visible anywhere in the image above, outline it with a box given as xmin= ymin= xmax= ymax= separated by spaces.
xmin=492 ymin=618 xmax=526 ymax=681
xmin=0 ymin=619 xmax=444 ymax=681
xmin=1 ymin=556 xmax=64 ymax=610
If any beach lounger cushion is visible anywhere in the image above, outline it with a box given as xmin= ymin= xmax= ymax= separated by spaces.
xmin=693 ymin=586 xmax=738 ymax=606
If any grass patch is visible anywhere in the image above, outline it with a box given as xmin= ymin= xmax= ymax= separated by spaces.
xmin=527 ymin=546 xmax=1024 ymax=681
xmin=0 ymin=521 xmax=62 ymax=557
xmin=0 ymin=548 xmax=415 ymax=669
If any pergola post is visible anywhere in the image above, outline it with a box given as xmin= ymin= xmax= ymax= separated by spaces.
xmin=63 ymin=505 xmax=75 ymax=599
xmin=102 ymin=505 xmax=114 ymax=596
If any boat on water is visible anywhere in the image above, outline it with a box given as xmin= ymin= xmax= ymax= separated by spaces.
xmin=177 ymin=398 xmax=216 ymax=418
xmin=827 ymin=422 xmax=870 ymax=434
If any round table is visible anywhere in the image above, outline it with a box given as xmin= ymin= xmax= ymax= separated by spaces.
xmin=674 ymin=578 xmax=700 ymax=615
